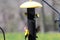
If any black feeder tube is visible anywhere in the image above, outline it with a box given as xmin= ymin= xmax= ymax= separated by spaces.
xmin=27 ymin=8 xmax=36 ymax=40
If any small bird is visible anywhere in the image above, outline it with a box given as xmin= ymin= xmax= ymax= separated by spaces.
xmin=36 ymin=26 xmax=40 ymax=33
xmin=35 ymin=14 xmax=39 ymax=18
xmin=24 ymin=25 xmax=40 ymax=40
xmin=24 ymin=26 xmax=29 ymax=40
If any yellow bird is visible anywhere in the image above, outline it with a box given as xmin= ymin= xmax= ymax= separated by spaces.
xmin=25 ymin=13 xmax=40 ymax=18
xmin=35 ymin=14 xmax=39 ymax=18
xmin=24 ymin=27 xmax=29 ymax=40
xmin=25 ymin=29 xmax=29 ymax=36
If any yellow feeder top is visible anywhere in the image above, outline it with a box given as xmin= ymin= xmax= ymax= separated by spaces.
xmin=20 ymin=1 xmax=42 ymax=8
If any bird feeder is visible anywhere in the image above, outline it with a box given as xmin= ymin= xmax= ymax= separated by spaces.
xmin=20 ymin=1 xmax=42 ymax=8
xmin=20 ymin=0 xmax=42 ymax=40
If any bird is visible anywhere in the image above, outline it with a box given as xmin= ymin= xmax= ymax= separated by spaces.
xmin=24 ymin=25 xmax=40 ymax=40
xmin=24 ymin=26 xmax=29 ymax=40
xmin=25 ymin=12 xmax=40 ymax=18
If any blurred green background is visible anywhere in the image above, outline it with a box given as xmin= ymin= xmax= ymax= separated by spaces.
xmin=0 ymin=33 xmax=60 ymax=40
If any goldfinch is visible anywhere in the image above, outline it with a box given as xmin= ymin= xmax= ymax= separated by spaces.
xmin=24 ymin=27 xmax=29 ymax=40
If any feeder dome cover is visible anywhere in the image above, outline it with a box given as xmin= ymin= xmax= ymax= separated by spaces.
xmin=20 ymin=1 xmax=42 ymax=8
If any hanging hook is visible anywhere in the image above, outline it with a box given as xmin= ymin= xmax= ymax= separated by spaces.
xmin=29 ymin=0 xmax=32 ymax=2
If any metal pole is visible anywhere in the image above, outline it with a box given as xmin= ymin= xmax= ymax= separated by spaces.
xmin=0 ymin=27 xmax=5 ymax=40
xmin=42 ymin=0 xmax=60 ymax=15
xmin=40 ymin=0 xmax=46 ymax=32
xmin=27 ymin=8 xmax=36 ymax=40
xmin=42 ymin=0 xmax=60 ymax=32
xmin=58 ymin=16 xmax=60 ymax=32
